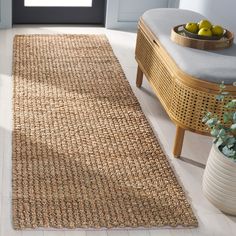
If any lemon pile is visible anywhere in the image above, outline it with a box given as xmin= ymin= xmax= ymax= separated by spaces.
xmin=185 ymin=20 xmax=224 ymax=38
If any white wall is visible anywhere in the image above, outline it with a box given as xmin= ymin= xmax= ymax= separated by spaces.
xmin=0 ymin=0 xmax=12 ymax=28
xmin=179 ymin=0 xmax=236 ymax=33
xmin=118 ymin=0 xmax=168 ymax=22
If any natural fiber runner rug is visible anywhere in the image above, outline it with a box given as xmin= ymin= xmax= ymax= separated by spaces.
xmin=12 ymin=34 xmax=197 ymax=229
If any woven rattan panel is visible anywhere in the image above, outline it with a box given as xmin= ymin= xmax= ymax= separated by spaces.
xmin=171 ymin=81 xmax=226 ymax=132
xmin=136 ymin=29 xmax=174 ymax=110
xmin=136 ymin=26 xmax=234 ymax=133
xmin=12 ymin=35 xmax=198 ymax=229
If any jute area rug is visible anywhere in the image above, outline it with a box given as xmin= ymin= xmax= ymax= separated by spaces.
xmin=12 ymin=34 xmax=197 ymax=229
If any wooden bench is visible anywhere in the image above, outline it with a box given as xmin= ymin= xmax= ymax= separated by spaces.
xmin=135 ymin=8 xmax=236 ymax=157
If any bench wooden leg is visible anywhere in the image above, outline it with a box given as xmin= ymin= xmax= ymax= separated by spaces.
xmin=173 ymin=126 xmax=185 ymax=158
xmin=136 ymin=66 xmax=143 ymax=88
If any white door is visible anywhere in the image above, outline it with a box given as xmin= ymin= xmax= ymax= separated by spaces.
xmin=106 ymin=0 xmax=178 ymax=29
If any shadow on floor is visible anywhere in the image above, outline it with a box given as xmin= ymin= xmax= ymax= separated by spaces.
xmin=179 ymin=156 xmax=206 ymax=169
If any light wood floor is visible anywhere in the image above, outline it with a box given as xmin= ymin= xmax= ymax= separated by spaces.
xmin=0 ymin=25 xmax=235 ymax=236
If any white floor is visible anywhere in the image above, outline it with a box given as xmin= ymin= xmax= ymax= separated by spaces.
xmin=0 ymin=25 xmax=235 ymax=236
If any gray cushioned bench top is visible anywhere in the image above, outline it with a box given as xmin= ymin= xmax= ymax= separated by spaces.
xmin=142 ymin=8 xmax=236 ymax=85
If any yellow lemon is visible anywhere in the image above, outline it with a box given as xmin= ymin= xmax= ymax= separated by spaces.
xmin=198 ymin=28 xmax=213 ymax=37
xmin=198 ymin=19 xmax=212 ymax=30
xmin=212 ymin=25 xmax=224 ymax=37
xmin=185 ymin=22 xmax=198 ymax=33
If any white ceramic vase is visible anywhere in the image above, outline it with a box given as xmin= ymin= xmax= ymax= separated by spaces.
xmin=203 ymin=144 xmax=236 ymax=215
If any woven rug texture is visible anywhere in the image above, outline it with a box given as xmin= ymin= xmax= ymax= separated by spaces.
xmin=12 ymin=34 xmax=197 ymax=229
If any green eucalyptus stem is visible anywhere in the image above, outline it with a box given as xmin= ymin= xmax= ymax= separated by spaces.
xmin=202 ymin=82 xmax=236 ymax=160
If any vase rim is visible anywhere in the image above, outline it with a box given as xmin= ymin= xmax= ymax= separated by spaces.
xmin=212 ymin=143 xmax=236 ymax=164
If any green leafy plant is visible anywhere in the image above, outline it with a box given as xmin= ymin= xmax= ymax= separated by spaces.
xmin=202 ymin=82 xmax=236 ymax=160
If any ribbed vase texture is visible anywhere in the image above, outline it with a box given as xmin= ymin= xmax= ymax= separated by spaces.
xmin=203 ymin=145 xmax=236 ymax=215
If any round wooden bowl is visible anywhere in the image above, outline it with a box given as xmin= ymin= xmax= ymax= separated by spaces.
xmin=171 ymin=24 xmax=234 ymax=50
